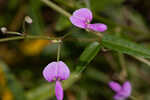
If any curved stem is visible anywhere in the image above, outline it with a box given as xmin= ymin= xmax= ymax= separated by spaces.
xmin=0 ymin=35 xmax=60 ymax=42
xmin=130 ymin=96 xmax=138 ymax=100
xmin=41 ymin=0 xmax=71 ymax=18
xmin=133 ymin=56 xmax=150 ymax=67
xmin=5 ymin=31 xmax=22 ymax=35
xmin=22 ymin=20 xmax=26 ymax=34
xmin=0 ymin=36 xmax=24 ymax=42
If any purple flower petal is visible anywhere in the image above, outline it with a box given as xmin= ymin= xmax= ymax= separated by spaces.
xmin=72 ymin=8 xmax=92 ymax=23
xmin=109 ymin=81 xmax=132 ymax=100
xmin=57 ymin=61 xmax=70 ymax=80
xmin=87 ymin=23 xmax=107 ymax=32
xmin=55 ymin=80 xmax=63 ymax=100
xmin=122 ymin=81 xmax=131 ymax=97
xmin=70 ymin=16 xmax=86 ymax=29
xmin=42 ymin=61 xmax=70 ymax=82
xmin=109 ymin=81 xmax=122 ymax=93
xmin=43 ymin=62 xmax=58 ymax=82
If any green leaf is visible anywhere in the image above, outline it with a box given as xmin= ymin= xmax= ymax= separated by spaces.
xmin=102 ymin=34 xmax=150 ymax=58
xmin=75 ymin=42 xmax=102 ymax=73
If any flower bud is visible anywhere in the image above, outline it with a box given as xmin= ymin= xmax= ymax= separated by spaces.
xmin=1 ymin=27 xmax=7 ymax=33
xmin=25 ymin=16 xmax=32 ymax=24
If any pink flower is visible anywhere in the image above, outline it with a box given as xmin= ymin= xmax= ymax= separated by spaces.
xmin=43 ymin=61 xmax=70 ymax=100
xmin=109 ymin=81 xmax=132 ymax=100
xmin=70 ymin=8 xmax=107 ymax=32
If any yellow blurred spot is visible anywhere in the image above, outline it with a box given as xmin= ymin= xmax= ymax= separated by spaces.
xmin=51 ymin=40 xmax=58 ymax=43
xmin=0 ymin=46 xmax=18 ymax=64
xmin=2 ymin=88 xmax=13 ymax=100
xmin=0 ymin=68 xmax=6 ymax=87
xmin=20 ymin=40 xmax=50 ymax=56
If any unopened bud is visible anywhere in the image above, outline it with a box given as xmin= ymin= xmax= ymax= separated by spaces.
xmin=25 ymin=16 xmax=32 ymax=24
xmin=1 ymin=27 xmax=7 ymax=33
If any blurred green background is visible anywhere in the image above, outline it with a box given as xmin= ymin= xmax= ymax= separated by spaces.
xmin=0 ymin=0 xmax=150 ymax=100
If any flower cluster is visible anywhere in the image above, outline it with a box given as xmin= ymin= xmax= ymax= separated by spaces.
xmin=42 ymin=8 xmax=132 ymax=100
xmin=43 ymin=61 xmax=70 ymax=100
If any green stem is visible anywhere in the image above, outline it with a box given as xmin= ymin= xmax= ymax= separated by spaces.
xmin=118 ymin=53 xmax=127 ymax=80
xmin=133 ymin=56 xmax=150 ymax=67
xmin=57 ymin=41 xmax=61 ymax=61
xmin=5 ymin=31 xmax=22 ymax=35
xmin=47 ymin=0 xmax=150 ymax=41
xmin=91 ymin=31 xmax=103 ymax=38
xmin=22 ymin=20 xmax=26 ymax=34
xmin=0 ymin=36 xmax=24 ymax=42
xmin=61 ymin=32 xmax=73 ymax=40
xmin=130 ymin=96 xmax=138 ymax=100
xmin=0 ymin=35 xmax=60 ymax=42
xmin=41 ymin=0 xmax=104 ymax=40
xmin=83 ymin=0 xmax=90 ymax=9
xmin=41 ymin=0 xmax=71 ymax=18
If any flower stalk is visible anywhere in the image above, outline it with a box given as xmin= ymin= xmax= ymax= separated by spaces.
xmin=57 ymin=40 xmax=62 ymax=61
xmin=0 ymin=35 xmax=60 ymax=42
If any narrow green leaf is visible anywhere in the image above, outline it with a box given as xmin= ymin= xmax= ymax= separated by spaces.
xmin=102 ymin=34 xmax=150 ymax=58
xmin=76 ymin=42 xmax=102 ymax=73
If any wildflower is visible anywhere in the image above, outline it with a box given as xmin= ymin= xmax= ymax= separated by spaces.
xmin=70 ymin=8 xmax=107 ymax=32
xmin=109 ymin=81 xmax=132 ymax=100
xmin=43 ymin=61 xmax=70 ymax=100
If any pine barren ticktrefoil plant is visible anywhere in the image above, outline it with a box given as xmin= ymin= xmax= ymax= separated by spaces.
xmin=43 ymin=61 xmax=70 ymax=100
xmin=109 ymin=81 xmax=132 ymax=100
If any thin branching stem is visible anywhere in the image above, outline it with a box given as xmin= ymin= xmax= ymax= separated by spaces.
xmin=41 ymin=0 xmax=71 ymax=18
xmin=118 ymin=53 xmax=127 ymax=80
xmin=133 ymin=56 xmax=150 ymax=67
xmin=0 ymin=35 xmax=60 ymax=42
xmin=83 ymin=0 xmax=91 ymax=9
xmin=57 ymin=40 xmax=61 ymax=61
